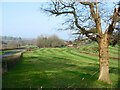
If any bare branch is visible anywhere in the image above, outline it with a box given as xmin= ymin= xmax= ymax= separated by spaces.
xmin=105 ymin=12 xmax=120 ymax=37
xmin=80 ymin=2 xmax=102 ymax=36
xmin=44 ymin=9 xmax=73 ymax=15
xmin=80 ymin=2 xmax=96 ymax=22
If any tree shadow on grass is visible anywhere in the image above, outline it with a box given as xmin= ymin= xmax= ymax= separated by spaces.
xmin=68 ymin=51 xmax=99 ymax=61
xmin=2 ymin=53 xmax=118 ymax=88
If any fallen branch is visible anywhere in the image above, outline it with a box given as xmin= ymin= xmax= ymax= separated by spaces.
xmin=79 ymin=70 xmax=99 ymax=87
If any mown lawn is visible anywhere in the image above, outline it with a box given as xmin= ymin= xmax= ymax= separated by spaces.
xmin=78 ymin=43 xmax=119 ymax=58
xmin=2 ymin=48 xmax=119 ymax=88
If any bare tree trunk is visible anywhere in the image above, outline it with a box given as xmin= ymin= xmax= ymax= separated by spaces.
xmin=98 ymin=34 xmax=111 ymax=84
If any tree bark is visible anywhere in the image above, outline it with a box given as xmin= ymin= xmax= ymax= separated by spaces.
xmin=98 ymin=34 xmax=111 ymax=84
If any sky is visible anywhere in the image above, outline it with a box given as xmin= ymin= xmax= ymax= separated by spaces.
xmin=1 ymin=1 xmax=74 ymax=40
xmin=0 ymin=0 xmax=118 ymax=40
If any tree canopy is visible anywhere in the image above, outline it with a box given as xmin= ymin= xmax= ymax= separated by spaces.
xmin=41 ymin=0 xmax=120 ymax=84
xmin=41 ymin=1 xmax=120 ymax=43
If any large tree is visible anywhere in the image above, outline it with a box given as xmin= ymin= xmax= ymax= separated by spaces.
xmin=41 ymin=0 xmax=120 ymax=84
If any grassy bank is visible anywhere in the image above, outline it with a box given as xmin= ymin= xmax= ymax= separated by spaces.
xmin=78 ymin=43 xmax=119 ymax=58
xmin=2 ymin=50 xmax=16 ymax=54
xmin=2 ymin=47 xmax=119 ymax=88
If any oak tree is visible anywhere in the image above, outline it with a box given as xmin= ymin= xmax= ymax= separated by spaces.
xmin=41 ymin=0 xmax=120 ymax=84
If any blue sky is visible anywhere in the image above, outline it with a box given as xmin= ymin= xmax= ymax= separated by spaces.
xmin=2 ymin=2 xmax=73 ymax=40
xmin=1 ymin=1 xmax=118 ymax=40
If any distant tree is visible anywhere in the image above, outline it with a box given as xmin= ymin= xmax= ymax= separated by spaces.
xmin=1 ymin=36 xmax=36 ymax=48
xmin=8 ymin=40 xmax=18 ymax=48
xmin=48 ymin=34 xmax=59 ymax=47
xmin=68 ymin=40 xmax=72 ymax=44
xmin=36 ymin=35 xmax=48 ymax=48
xmin=36 ymin=34 xmax=65 ymax=48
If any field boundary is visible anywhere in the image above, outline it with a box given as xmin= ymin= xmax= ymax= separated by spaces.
xmin=2 ymin=50 xmax=27 ymax=74
xmin=76 ymin=50 xmax=120 ymax=60
xmin=0 ymin=47 xmax=26 ymax=51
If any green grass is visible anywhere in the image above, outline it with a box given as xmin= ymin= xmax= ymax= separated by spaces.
xmin=78 ymin=43 xmax=119 ymax=58
xmin=2 ymin=48 xmax=119 ymax=88
xmin=1 ymin=50 xmax=16 ymax=54
xmin=24 ymin=45 xmax=37 ymax=48
xmin=108 ymin=45 xmax=119 ymax=58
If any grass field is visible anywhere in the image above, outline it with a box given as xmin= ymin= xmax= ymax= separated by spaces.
xmin=79 ymin=43 xmax=119 ymax=58
xmin=1 ymin=50 xmax=16 ymax=54
xmin=2 ymin=47 xmax=119 ymax=88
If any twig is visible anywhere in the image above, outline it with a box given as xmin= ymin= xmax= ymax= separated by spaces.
xmin=80 ymin=70 xmax=99 ymax=87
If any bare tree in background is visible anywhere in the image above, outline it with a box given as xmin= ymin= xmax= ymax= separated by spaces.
xmin=36 ymin=35 xmax=48 ymax=48
xmin=41 ymin=0 xmax=120 ymax=84
xmin=36 ymin=34 xmax=65 ymax=48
